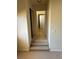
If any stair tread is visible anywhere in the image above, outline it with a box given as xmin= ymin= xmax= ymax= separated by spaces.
xmin=32 ymin=42 xmax=48 ymax=46
xmin=30 ymin=46 xmax=49 ymax=50
xmin=33 ymin=40 xmax=48 ymax=43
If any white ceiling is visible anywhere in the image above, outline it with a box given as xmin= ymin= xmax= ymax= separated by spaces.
xmin=31 ymin=0 xmax=48 ymax=5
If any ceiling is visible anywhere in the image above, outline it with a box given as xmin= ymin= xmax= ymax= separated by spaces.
xmin=31 ymin=0 xmax=48 ymax=5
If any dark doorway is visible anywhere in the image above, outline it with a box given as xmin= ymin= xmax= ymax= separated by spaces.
xmin=29 ymin=8 xmax=33 ymax=38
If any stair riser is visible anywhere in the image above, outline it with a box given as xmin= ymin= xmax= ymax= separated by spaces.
xmin=32 ymin=43 xmax=48 ymax=46
xmin=30 ymin=48 xmax=49 ymax=51
xmin=30 ymin=49 xmax=49 ymax=51
xmin=33 ymin=40 xmax=48 ymax=43
xmin=30 ymin=46 xmax=49 ymax=51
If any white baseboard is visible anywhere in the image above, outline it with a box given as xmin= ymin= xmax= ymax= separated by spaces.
xmin=49 ymin=49 xmax=62 ymax=52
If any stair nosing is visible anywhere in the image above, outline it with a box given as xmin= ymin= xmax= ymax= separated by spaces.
xmin=30 ymin=47 xmax=49 ymax=50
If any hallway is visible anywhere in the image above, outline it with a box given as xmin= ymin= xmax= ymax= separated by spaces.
xmin=30 ymin=28 xmax=48 ymax=51
xmin=33 ymin=28 xmax=46 ymax=40
xmin=17 ymin=0 xmax=62 ymax=56
xmin=29 ymin=0 xmax=48 ymax=50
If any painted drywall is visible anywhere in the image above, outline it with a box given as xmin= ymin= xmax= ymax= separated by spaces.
xmin=40 ymin=15 xmax=45 ymax=29
xmin=32 ymin=4 xmax=47 ymax=11
xmin=17 ymin=0 xmax=31 ymax=51
xmin=48 ymin=0 xmax=62 ymax=51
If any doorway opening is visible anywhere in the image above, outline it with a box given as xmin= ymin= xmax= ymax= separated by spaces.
xmin=30 ymin=10 xmax=49 ymax=50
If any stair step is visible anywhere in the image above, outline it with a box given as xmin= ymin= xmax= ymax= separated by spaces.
xmin=31 ymin=42 xmax=48 ymax=46
xmin=30 ymin=46 xmax=49 ymax=51
xmin=33 ymin=40 xmax=48 ymax=43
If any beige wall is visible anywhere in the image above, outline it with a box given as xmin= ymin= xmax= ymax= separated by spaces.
xmin=32 ymin=4 xmax=47 ymax=11
xmin=48 ymin=0 xmax=62 ymax=51
xmin=17 ymin=0 xmax=31 ymax=51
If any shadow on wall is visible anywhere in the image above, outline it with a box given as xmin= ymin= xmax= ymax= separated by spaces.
xmin=17 ymin=0 xmax=26 ymax=13
xmin=17 ymin=37 xmax=29 ymax=51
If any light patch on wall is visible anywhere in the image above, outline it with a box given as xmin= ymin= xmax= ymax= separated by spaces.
xmin=17 ymin=16 xmax=28 ymax=39
xmin=36 ymin=11 xmax=46 ymax=28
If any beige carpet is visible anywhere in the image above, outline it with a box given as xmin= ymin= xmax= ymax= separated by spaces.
xmin=33 ymin=28 xmax=46 ymax=40
xmin=17 ymin=51 xmax=62 ymax=59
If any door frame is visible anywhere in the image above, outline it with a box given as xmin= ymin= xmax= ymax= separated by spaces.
xmin=29 ymin=8 xmax=33 ymax=38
